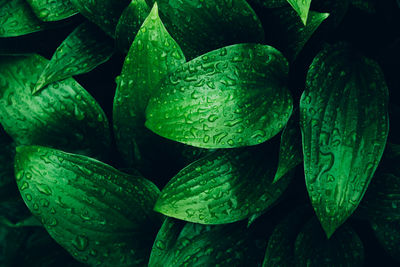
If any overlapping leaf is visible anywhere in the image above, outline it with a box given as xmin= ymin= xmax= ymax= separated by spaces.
xmin=26 ymin=0 xmax=78 ymax=21
xmin=153 ymin=0 xmax=265 ymax=59
xmin=33 ymin=22 xmax=114 ymax=94
xmin=115 ymin=0 xmax=150 ymax=52
xmin=286 ymin=0 xmax=312 ymax=25
xmin=15 ymin=145 xmax=162 ymax=266
xmin=0 ymin=0 xmax=49 ymax=37
xmin=0 ymin=55 xmax=110 ymax=159
xmin=149 ymin=218 xmax=266 ymax=266
xmin=70 ymin=0 xmax=131 ymax=37
xmin=146 ymin=43 xmax=292 ymax=149
xmin=154 ymin=146 xmax=292 ymax=224
xmin=300 ymin=43 xmax=389 ymax=237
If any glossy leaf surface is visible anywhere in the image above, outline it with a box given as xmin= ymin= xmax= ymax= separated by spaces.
xmin=26 ymin=0 xmax=78 ymax=21
xmin=115 ymin=0 xmax=150 ymax=52
xmin=300 ymin=43 xmax=389 ymax=237
xmin=34 ymin=22 xmax=114 ymax=94
xmin=0 ymin=0 xmax=49 ymax=37
xmin=15 ymin=145 xmax=161 ymax=266
xmin=154 ymin=0 xmax=265 ymax=59
xmin=287 ymin=0 xmax=312 ymax=25
xmin=146 ymin=44 xmax=292 ymax=149
xmin=155 ymin=147 xmax=292 ymax=224
xmin=0 ymin=55 xmax=110 ymax=159
xmin=70 ymin=0 xmax=131 ymax=37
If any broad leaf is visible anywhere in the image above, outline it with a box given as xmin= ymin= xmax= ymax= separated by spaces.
xmin=0 ymin=55 xmax=110 ymax=159
xmin=113 ymin=3 xmax=186 ymax=169
xmin=153 ymin=0 xmax=265 ymax=59
xmin=26 ymin=0 xmax=78 ymax=21
xmin=273 ymin=113 xmax=302 ymax=183
xmin=15 ymin=145 xmax=162 ymax=266
xmin=70 ymin=0 xmax=131 ymax=37
xmin=263 ymin=7 xmax=329 ymax=61
xmin=146 ymin=43 xmax=292 ymax=149
xmin=300 ymin=43 xmax=389 ymax=237
xmin=287 ymin=0 xmax=312 ymax=25
xmin=149 ymin=218 xmax=266 ymax=266
xmin=0 ymin=0 xmax=49 ymax=37
xmin=371 ymin=220 xmax=400 ymax=262
xmin=33 ymin=22 xmax=114 ymax=94
xmin=115 ymin=0 xmax=150 ymax=52
xmin=294 ymin=218 xmax=364 ymax=266
xmin=154 ymin=146 xmax=292 ymax=224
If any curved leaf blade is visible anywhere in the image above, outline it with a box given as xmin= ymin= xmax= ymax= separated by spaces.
xmin=146 ymin=43 xmax=292 ymax=149
xmin=0 ymin=0 xmax=49 ymax=37
xmin=300 ymin=43 xmax=389 ymax=237
xmin=14 ymin=145 xmax=161 ymax=266
xmin=26 ymin=0 xmax=78 ymax=21
xmin=33 ymin=22 xmax=114 ymax=94
xmin=0 ymin=55 xmax=110 ymax=159
xmin=115 ymin=0 xmax=150 ymax=52
xmin=154 ymin=147 xmax=292 ymax=224
xmin=287 ymin=0 xmax=312 ymax=25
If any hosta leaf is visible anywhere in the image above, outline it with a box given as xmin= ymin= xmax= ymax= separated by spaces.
xmin=153 ymin=0 xmax=265 ymax=59
xmin=371 ymin=220 xmax=400 ymax=262
xmin=70 ymin=0 xmax=130 ymax=37
xmin=300 ymin=43 xmax=389 ymax=238
xmin=26 ymin=0 xmax=78 ymax=22
xmin=149 ymin=218 xmax=266 ymax=266
xmin=273 ymin=113 xmax=302 ymax=183
xmin=294 ymin=218 xmax=364 ymax=266
xmin=0 ymin=0 xmax=49 ymax=37
xmin=33 ymin=22 xmax=114 ymax=94
xmin=286 ymin=0 xmax=312 ymax=25
xmin=0 ymin=55 xmax=110 ymax=159
xmin=263 ymin=7 xmax=329 ymax=61
xmin=14 ymin=145 xmax=162 ymax=266
xmin=115 ymin=0 xmax=150 ymax=52
xmin=154 ymin=146 xmax=292 ymax=224
xmin=113 ymin=3 xmax=185 ymax=168
xmin=146 ymin=43 xmax=292 ymax=149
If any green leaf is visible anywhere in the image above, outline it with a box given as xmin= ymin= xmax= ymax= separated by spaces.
xmin=0 ymin=55 xmax=110 ymax=159
xmin=273 ymin=112 xmax=302 ymax=183
xmin=300 ymin=43 xmax=389 ymax=238
xmin=0 ymin=0 xmax=50 ymax=37
xmin=154 ymin=0 xmax=265 ymax=59
xmin=149 ymin=218 xmax=266 ymax=266
xmin=154 ymin=146 xmax=292 ymax=224
xmin=146 ymin=43 xmax=292 ymax=149
xmin=311 ymin=0 xmax=350 ymax=29
xmin=371 ymin=220 xmax=400 ymax=262
xmin=286 ymin=0 xmax=312 ymax=25
xmin=294 ymin=218 xmax=364 ymax=266
xmin=33 ymin=22 xmax=114 ymax=94
xmin=113 ymin=2 xmax=186 ymax=169
xmin=263 ymin=7 xmax=329 ymax=61
xmin=115 ymin=0 xmax=150 ymax=53
xmin=26 ymin=0 xmax=78 ymax=21
xmin=14 ymin=145 xmax=162 ymax=266
xmin=70 ymin=0 xmax=131 ymax=37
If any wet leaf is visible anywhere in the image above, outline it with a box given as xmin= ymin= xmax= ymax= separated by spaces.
xmin=294 ymin=218 xmax=364 ymax=266
xmin=300 ymin=43 xmax=389 ymax=237
xmin=371 ymin=220 xmax=400 ymax=262
xmin=26 ymin=0 xmax=78 ymax=22
xmin=70 ymin=0 xmax=131 ymax=37
xmin=146 ymin=43 xmax=292 ymax=149
xmin=154 ymin=146 xmax=292 ymax=224
xmin=273 ymin=113 xmax=302 ymax=183
xmin=149 ymin=218 xmax=266 ymax=266
xmin=153 ymin=0 xmax=265 ymax=59
xmin=263 ymin=7 xmax=329 ymax=61
xmin=115 ymin=0 xmax=150 ymax=53
xmin=14 ymin=145 xmax=162 ymax=266
xmin=0 ymin=55 xmax=110 ymax=159
xmin=0 ymin=0 xmax=50 ymax=37
xmin=33 ymin=22 xmax=114 ymax=94
xmin=113 ymin=3 xmax=185 ymax=168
